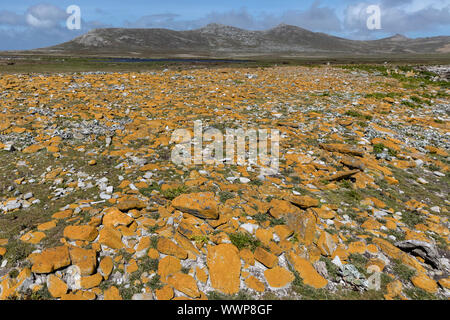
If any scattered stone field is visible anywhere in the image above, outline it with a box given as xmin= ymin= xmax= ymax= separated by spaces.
xmin=0 ymin=64 xmax=448 ymax=300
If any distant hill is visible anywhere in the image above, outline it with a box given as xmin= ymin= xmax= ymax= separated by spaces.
xmin=30 ymin=23 xmax=450 ymax=57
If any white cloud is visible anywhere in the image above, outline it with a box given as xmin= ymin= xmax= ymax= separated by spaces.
xmin=0 ymin=4 xmax=110 ymax=50
xmin=343 ymin=1 xmax=450 ymax=37
xmin=25 ymin=3 xmax=67 ymax=28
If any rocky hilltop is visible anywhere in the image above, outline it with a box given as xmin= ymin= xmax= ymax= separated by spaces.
xmin=35 ymin=23 xmax=450 ymax=56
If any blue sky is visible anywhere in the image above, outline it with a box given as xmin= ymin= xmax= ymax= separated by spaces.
xmin=0 ymin=0 xmax=449 ymax=50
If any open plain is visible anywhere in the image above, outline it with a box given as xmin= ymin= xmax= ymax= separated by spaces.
xmin=0 ymin=61 xmax=448 ymax=300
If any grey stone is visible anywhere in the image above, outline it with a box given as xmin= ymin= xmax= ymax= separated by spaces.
xmin=395 ymin=240 xmax=441 ymax=269
xmin=313 ymin=260 xmax=328 ymax=278
xmin=23 ymin=192 xmax=33 ymax=200
xmin=5 ymin=199 xmax=21 ymax=211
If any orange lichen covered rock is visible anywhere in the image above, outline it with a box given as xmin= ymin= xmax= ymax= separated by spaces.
xmin=167 ymin=273 xmax=200 ymax=298
xmin=172 ymin=192 xmax=219 ymax=219
xmin=29 ymin=246 xmax=71 ymax=274
xmin=287 ymin=252 xmax=327 ymax=289
xmin=63 ymin=225 xmax=98 ymax=241
xmin=264 ymin=266 xmax=294 ymax=288
xmin=207 ymin=244 xmax=241 ymax=294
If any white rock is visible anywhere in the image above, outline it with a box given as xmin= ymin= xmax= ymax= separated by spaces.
xmin=332 ymin=256 xmax=343 ymax=268
xmin=91 ymin=200 xmax=106 ymax=205
xmin=132 ymin=293 xmax=154 ymax=300
xmin=374 ymin=209 xmax=388 ymax=218
xmin=23 ymin=192 xmax=33 ymax=200
xmin=131 ymin=157 xmax=147 ymax=166
xmin=415 ymin=159 xmax=424 ymax=167
xmin=143 ymin=172 xmax=153 ymax=179
xmin=5 ymin=142 xmax=16 ymax=151
xmin=135 ymin=249 xmax=147 ymax=259
xmin=5 ymin=200 xmax=21 ymax=211
xmin=239 ymin=177 xmax=250 ymax=184
xmin=240 ymin=223 xmax=259 ymax=234
xmin=129 ymin=183 xmax=138 ymax=190
xmin=417 ymin=178 xmax=428 ymax=184
xmin=433 ymin=171 xmax=445 ymax=177
xmin=99 ymin=193 xmax=111 ymax=200
xmin=430 ymin=206 xmax=441 ymax=213
xmin=98 ymin=177 xmax=108 ymax=184
xmin=64 ymin=265 xmax=81 ymax=290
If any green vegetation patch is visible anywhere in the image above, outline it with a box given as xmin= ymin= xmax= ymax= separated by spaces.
xmin=228 ymin=232 xmax=261 ymax=251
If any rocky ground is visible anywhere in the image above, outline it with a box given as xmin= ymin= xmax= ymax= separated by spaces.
xmin=0 ymin=64 xmax=448 ymax=300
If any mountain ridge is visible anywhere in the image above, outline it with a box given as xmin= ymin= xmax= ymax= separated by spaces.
xmin=32 ymin=23 xmax=450 ymax=57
